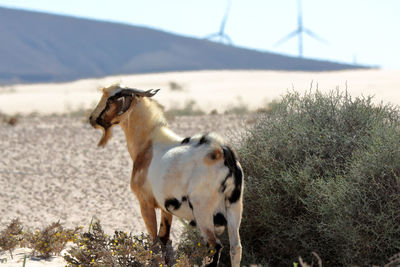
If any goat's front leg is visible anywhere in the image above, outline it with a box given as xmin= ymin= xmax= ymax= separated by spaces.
xmin=158 ymin=210 xmax=173 ymax=245
xmin=137 ymin=196 xmax=158 ymax=241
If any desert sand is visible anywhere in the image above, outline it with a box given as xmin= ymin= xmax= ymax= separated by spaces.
xmin=1 ymin=69 xmax=399 ymax=266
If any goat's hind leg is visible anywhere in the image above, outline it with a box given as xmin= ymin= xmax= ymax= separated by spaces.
xmin=226 ymin=200 xmax=243 ymax=267
xmin=159 ymin=210 xmax=173 ymax=265
xmin=191 ymin=204 xmax=223 ymax=267
xmin=158 ymin=210 xmax=173 ymax=245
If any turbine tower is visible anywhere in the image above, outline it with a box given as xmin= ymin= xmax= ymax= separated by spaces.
xmin=275 ymin=0 xmax=326 ymax=57
xmin=205 ymin=0 xmax=233 ymax=45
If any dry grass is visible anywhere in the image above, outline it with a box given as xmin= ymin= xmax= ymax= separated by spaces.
xmin=23 ymin=222 xmax=81 ymax=258
xmin=0 ymin=218 xmax=23 ymax=259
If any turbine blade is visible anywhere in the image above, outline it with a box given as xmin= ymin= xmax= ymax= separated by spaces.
xmin=304 ymin=29 xmax=328 ymax=44
xmin=220 ymin=0 xmax=232 ymax=33
xmin=274 ymin=29 xmax=300 ymax=47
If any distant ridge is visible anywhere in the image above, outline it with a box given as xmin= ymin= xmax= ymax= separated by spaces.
xmin=0 ymin=7 xmax=367 ymax=84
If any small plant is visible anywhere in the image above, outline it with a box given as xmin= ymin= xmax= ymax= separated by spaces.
xmin=23 ymin=221 xmax=80 ymax=258
xmin=177 ymin=225 xmax=211 ymax=266
xmin=169 ymin=81 xmax=184 ymax=91
xmin=0 ymin=218 xmax=23 ymax=259
xmin=64 ymin=218 xmax=180 ymax=266
xmin=224 ymin=96 xmax=249 ymax=115
xmin=0 ymin=111 xmax=18 ymax=125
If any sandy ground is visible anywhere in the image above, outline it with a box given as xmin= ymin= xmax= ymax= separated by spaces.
xmin=0 ymin=69 xmax=400 ymax=115
xmin=0 ymin=113 xmax=250 ymax=266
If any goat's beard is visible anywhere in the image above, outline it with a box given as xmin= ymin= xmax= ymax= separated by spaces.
xmin=98 ymin=126 xmax=112 ymax=147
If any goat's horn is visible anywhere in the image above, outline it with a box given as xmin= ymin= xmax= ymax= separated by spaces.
xmin=122 ymin=88 xmax=160 ymax=97
xmin=144 ymin=89 xmax=160 ymax=97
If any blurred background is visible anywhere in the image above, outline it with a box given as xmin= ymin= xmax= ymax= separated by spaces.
xmin=0 ymin=0 xmax=399 ymax=114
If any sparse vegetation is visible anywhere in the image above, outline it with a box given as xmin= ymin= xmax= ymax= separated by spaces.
xmin=235 ymin=90 xmax=400 ymax=266
xmin=64 ymin=218 xmax=171 ymax=266
xmin=0 ymin=111 xmax=18 ymax=125
xmin=23 ymin=221 xmax=81 ymax=259
xmin=0 ymin=218 xmax=209 ymax=266
xmin=256 ymin=99 xmax=280 ymax=114
xmin=177 ymin=225 xmax=211 ymax=266
xmin=0 ymin=85 xmax=16 ymax=94
xmin=169 ymin=81 xmax=184 ymax=91
xmin=224 ymin=96 xmax=249 ymax=115
xmin=165 ymin=100 xmax=205 ymax=118
xmin=0 ymin=219 xmax=23 ymax=259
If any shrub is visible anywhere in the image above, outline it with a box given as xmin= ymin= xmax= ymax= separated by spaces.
xmin=237 ymin=90 xmax=400 ymax=266
xmin=177 ymin=225 xmax=212 ymax=266
xmin=0 ymin=219 xmax=23 ymax=259
xmin=24 ymin=221 xmax=81 ymax=258
xmin=64 ymin=218 xmax=192 ymax=267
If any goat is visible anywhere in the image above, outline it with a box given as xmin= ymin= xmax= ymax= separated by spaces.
xmin=89 ymin=85 xmax=243 ymax=267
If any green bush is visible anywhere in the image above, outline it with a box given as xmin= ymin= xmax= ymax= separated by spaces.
xmin=237 ymin=90 xmax=400 ymax=266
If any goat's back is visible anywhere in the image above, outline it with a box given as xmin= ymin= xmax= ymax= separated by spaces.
xmin=148 ymin=133 xmax=242 ymax=220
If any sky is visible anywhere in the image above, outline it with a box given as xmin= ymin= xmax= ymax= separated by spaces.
xmin=0 ymin=0 xmax=399 ymax=69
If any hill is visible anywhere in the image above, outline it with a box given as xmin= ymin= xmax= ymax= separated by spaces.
xmin=0 ymin=7 xmax=366 ymax=84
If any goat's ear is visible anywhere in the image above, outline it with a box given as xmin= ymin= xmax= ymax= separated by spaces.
xmin=114 ymin=95 xmax=133 ymax=116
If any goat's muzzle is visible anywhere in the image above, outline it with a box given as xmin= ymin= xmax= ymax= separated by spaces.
xmin=89 ymin=115 xmax=108 ymax=129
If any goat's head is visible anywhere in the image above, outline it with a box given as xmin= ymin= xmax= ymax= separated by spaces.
xmin=89 ymin=84 xmax=159 ymax=147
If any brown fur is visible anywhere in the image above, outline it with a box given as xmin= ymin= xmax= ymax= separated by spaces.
xmin=129 ymin=141 xmax=159 ymax=240
xmin=203 ymin=148 xmax=223 ymax=166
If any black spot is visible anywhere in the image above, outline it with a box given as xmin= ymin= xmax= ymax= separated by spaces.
xmin=189 ymin=220 xmax=196 ymax=227
xmin=219 ymin=169 xmax=232 ymax=193
xmin=197 ymin=135 xmax=209 ymax=146
xmin=181 ymin=137 xmax=191 ymax=144
xmin=164 ymin=198 xmax=181 ymax=212
xmin=188 ymin=200 xmax=193 ymax=210
xmin=222 ymin=146 xmax=243 ymax=204
xmin=213 ymin=213 xmax=227 ymax=227
xmin=229 ymin=187 xmax=242 ymax=203
xmin=182 ymin=196 xmax=187 ymax=202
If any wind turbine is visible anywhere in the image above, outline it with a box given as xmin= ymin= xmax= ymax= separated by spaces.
xmin=205 ymin=0 xmax=233 ymax=45
xmin=275 ymin=0 xmax=327 ymax=57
